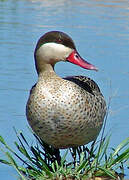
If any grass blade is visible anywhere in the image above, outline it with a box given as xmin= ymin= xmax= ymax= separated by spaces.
xmin=98 ymin=166 xmax=116 ymax=179
xmin=112 ymin=137 xmax=129 ymax=157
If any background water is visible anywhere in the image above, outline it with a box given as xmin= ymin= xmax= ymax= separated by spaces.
xmin=0 ymin=0 xmax=129 ymax=179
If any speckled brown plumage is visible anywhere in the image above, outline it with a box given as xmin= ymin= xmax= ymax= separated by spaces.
xmin=26 ymin=71 xmax=106 ymax=149
xmin=26 ymin=31 xmax=106 ymax=149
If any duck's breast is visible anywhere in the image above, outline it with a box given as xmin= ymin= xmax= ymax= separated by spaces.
xmin=26 ymin=76 xmax=106 ymax=148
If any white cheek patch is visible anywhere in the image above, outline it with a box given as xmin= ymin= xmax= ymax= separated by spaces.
xmin=36 ymin=42 xmax=73 ymax=63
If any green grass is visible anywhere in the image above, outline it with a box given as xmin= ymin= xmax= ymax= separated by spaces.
xmin=0 ymin=128 xmax=129 ymax=180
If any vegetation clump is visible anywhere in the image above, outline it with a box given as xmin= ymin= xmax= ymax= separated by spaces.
xmin=0 ymin=128 xmax=129 ymax=180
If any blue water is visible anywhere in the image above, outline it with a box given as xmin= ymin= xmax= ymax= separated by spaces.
xmin=0 ymin=0 xmax=129 ymax=179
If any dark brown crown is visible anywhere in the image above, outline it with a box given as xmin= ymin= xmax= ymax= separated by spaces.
xmin=34 ymin=31 xmax=76 ymax=55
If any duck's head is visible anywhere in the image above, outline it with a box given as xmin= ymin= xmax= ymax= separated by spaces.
xmin=34 ymin=31 xmax=98 ymax=74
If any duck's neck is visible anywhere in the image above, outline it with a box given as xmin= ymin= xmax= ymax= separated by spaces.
xmin=36 ymin=58 xmax=54 ymax=72
xmin=37 ymin=63 xmax=57 ymax=80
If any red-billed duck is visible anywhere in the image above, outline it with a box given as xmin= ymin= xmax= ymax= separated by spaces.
xmin=26 ymin=31 xmax=106 ymax=149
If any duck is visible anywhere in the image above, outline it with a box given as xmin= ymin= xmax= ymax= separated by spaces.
xmin=26 ymin=31 xmax=106 ymax=149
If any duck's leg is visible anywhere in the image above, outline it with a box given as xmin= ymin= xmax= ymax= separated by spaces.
xmin=37 ymin=137 xmax=61 ymax=165
xmin=77 ymin=146 xmax=83 ymax=162
xmin=70 ymin=147 xmax=77 ymax=167
xmin=44 ymin=146 xmax=61 ymax=165
xmin=53 ymin=148 xmax=61 ymax=165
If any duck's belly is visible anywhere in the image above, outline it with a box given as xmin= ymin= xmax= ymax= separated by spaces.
xmin=26 ymin=84 xmax=105 ymax=149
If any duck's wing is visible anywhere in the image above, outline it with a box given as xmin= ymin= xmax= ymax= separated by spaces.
xmin=64 ymin=76 xmax=102 ymax=96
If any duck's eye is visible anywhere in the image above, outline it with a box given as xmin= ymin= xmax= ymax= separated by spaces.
xmin=75 ymin=54 xmax=79 ymax=59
